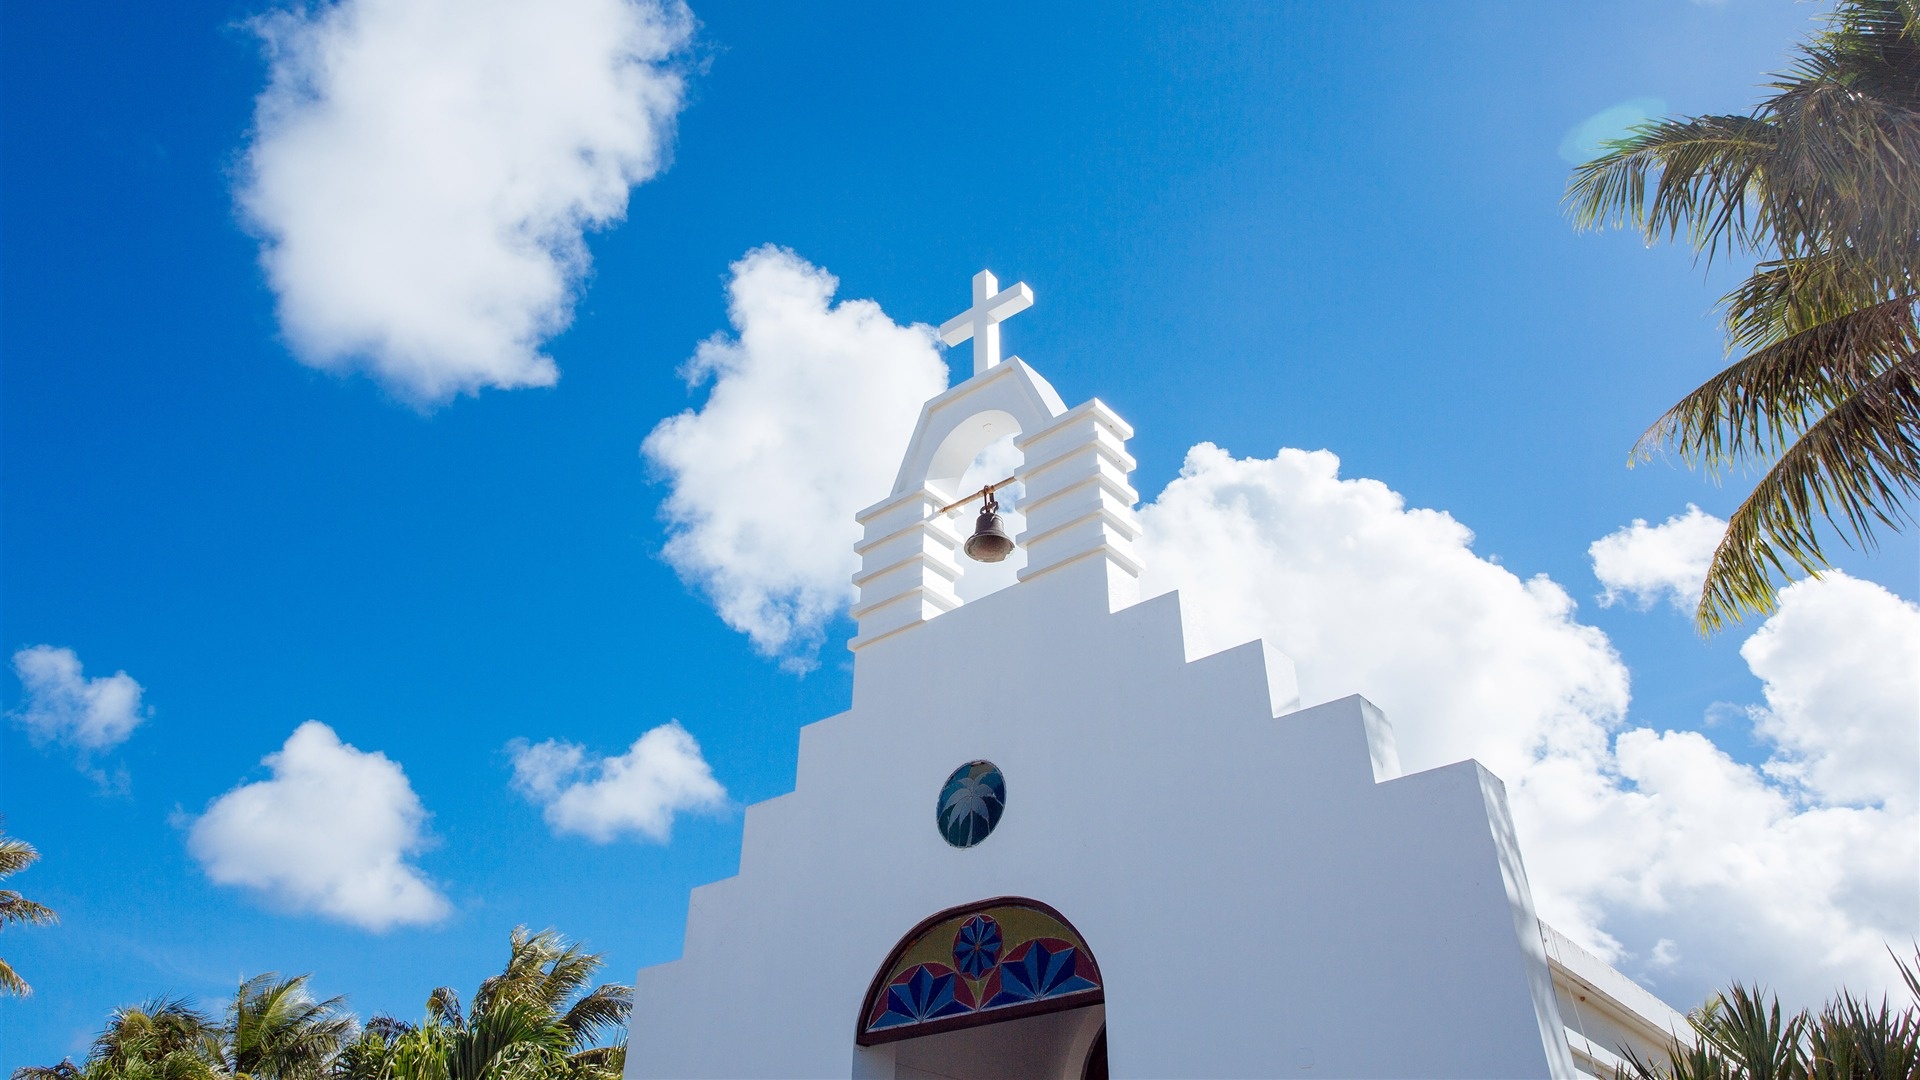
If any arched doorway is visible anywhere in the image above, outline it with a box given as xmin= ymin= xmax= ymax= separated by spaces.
xmin=856 ymin=898 xmax=1108 ymax=1080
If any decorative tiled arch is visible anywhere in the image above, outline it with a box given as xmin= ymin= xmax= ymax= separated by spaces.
xmin=856 ymin=897 xmax=1104 ymax=1045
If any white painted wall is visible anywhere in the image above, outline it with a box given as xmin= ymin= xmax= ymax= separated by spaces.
xmin=629 ymin=546 xmax=1579 ymax=1077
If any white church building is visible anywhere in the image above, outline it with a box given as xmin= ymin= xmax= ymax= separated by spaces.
xmin=626 ymin=273 xmax=1691 ymax=1079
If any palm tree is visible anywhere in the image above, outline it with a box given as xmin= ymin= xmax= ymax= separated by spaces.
xmin=1567 ymin=0 xmax=1920 ymax=630
xmin=12 ymin=928 xmax=628 ymax=1080
xmin=332 ymin=927 xmax=631 ymax=1080
xmin=13 ymin=998 xmax=225 ymax=1080
xmin=10 ymin=976 xmax=353 ymax=1080
xmin=1 ymin=829 xmax=58 ymax=996
xmin=224 ymin=974 xmax=355 ymax=1080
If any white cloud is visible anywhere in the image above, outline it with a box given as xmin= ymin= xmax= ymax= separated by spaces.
xmin=1740 ymin=573 xmax=1919 ymax=812
xmin=1526 ymin=713 xmax=1914 ymax=1008
xmin=9 ymin=645 xmax=148 ymax=756
xmin=642 ymin=246 xmax=948 ymax=667
xmin=237 ymin=0 xmax=692 ymax=402
xmin=187 ymin=721 xmax=449 ymax=930
xmin=508 ymin=721 xmax=726 ymax=843
xmin=1139 ymin=445 xmax=1630 ymax=782
xmin=1589 ymin=504 xmax=1727 ymax=610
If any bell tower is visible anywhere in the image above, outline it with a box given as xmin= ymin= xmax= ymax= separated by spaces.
xmin=848 ymin=272 xmax=1144 ymax=652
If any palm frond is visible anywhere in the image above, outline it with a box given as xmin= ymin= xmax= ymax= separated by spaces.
xmin=229 ymin=971 xmax=355 ymax=1079
xmin=1638 ymin=296 xmax=1919 ymax=468
xmin=1615 ymin=1036 xmax=1732 ymax=1080
xmin=0 ymin=957 xmax=30 ymax=997
xmin=88 ymin=998 xmax=224 ymax=1076
xmin=1567 ymin=114 xmax=1779 ymax=263
xmin=0 ymin=890 xmax=60 ymax=928
xmin=1760 ymin=73 xmax=1920 ymax=267
xmin=445 ymin=1001 xmax=567 ymax=1080
xmin=364 ymin=1016 xmax=413 ymax=1042
xmin=1698 ymin=352 xmax=1920 ymax=628
xmin=1722 ymin=252 xmax=1913 ymax=352
xmin=474 ymin=927 xmax=605 ymax=1021
xmin=426 ymin=986 xmax=464 ymax=1030
xmin=558 ymin=985 xmax=631 ymax=1047
xmin=0 ymin=836 xmax=40 ymax=878
xmin=563 ymin=1043 xmax=627 ymax=1080
xmin=9 ymin=1062 xmax=83 ymax=1080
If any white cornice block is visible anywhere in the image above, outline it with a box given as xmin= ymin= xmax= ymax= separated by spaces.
xmin=1015 ymin=401 xmax=1133 ymax=481
xmin=1020 ymin=516 xmax=1144 ymax=577
xmin=853 ymin=523 xmax=961 ymax=589
xmin=1019 ymin=446 xmax=1138 ymax=511
xmin=848 ymin=589 xmax=960 ymax=650
xmin=1019 ymin=475 xmax=1142 ymax=544
xmin=855 ymin=488 xmax=943 ymax=535
xmin=853 ymin=556 xmax=961 ymax=609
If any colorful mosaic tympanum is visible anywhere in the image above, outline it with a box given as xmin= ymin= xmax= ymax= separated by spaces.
xmin=857 ymin=899 xmax=1103 ymax=1044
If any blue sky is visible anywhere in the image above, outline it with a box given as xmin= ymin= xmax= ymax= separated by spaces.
xmin=4 ymin=0 xmax=1917 ymax=1067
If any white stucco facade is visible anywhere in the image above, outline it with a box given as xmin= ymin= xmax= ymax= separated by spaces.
xmin=627 ymin=344 xmax=1686 ymax=1079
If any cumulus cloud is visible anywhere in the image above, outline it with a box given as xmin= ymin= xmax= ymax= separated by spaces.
xmin=1590 ymin=504 xmax=1728 ymax=610
xmin=643 ymin=246 xmax=948 ymax=666
xmin=9 ymin=645 xmax=149 ymax=758
xmin=187 ymin=721 xmax=449 ymax=930
xmin=1141 ymin=453 xmax=1915 ymax=1004
xmin=237 ymin=0 xmax=692 ymax=402
xmin=1139 ymin=445 xmax=1629 ymax=782
xmin=1740 ymin=573 xmax=1918 ymax=812
xmin=508 ymin=721 xmax=726 ymax=843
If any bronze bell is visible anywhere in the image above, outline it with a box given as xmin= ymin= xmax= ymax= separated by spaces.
xmin=963 ymin=491 xmax=1015 ymax=563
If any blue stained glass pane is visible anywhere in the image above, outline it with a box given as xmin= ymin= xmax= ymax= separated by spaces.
xmin=936 ymin=761 xmax=1006 ymax=848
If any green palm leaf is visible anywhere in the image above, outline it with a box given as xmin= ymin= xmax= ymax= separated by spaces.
xmin=1637 ymin=297 xmax=1919 ymax=468
xmin=226 ymin=972 xmax=354 ymax=1080
xmin=1 ymin=830 xmax=56 ymax=997
xmin=556 ymin=985 xmax=631 ymax=1048
xmin=1700 ymin=353 xmax=1920 ymax=628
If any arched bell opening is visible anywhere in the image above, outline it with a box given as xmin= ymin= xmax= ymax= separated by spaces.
xmin=921 ymin=411 xmax=1028 ymax=603
xmin=920 ymin=409 xmax=1023 ymax=502
xmin=854 ymin=898 xmax=1107 ymax=1080
xmin=852 ymin=359 xmax=1076 ymax=650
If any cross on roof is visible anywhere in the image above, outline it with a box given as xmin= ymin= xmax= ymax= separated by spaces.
xmin=939 ymin=270 xmax=1033 ymax=376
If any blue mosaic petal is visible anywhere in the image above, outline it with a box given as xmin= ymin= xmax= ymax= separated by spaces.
xmin=985 ymin=942 xmax=1098 ymax=1007
xmin=952 ymin=915 xmax=1003 ymax=978
xmin=871 ymin=964 xmax=973 ymax=1031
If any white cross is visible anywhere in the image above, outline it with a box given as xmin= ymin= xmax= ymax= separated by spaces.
xmin=939 ymin=269 xmax=1033 ymax=376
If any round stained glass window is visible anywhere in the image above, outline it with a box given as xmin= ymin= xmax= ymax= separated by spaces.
xmin=936 ymin=760 xmax=1006 ymax=848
